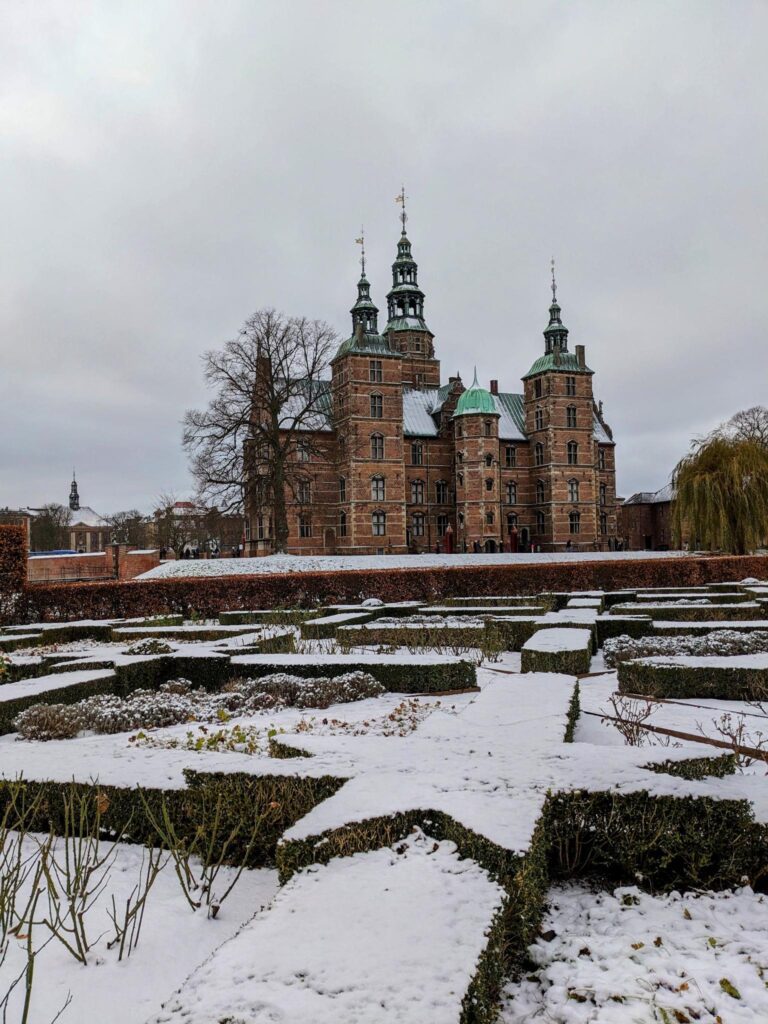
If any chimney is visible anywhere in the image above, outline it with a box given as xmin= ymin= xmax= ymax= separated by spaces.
xmin=489 ymin=379 xmax=499 ymax=395
xmin=576 ymin=344 xmax=586 ymax=369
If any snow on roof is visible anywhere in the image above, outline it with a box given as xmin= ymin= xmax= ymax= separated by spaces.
xmin=624 ymin=483 xmax=675 ymax=505
xmin=70 ymin=506 xmax=108 ymax=527
xmin=403 ymin=388 xmax=441 ymax=436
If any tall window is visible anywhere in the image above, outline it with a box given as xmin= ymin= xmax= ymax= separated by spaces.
xmin=298 ymin=479 xmax=312 ymax=503
xmin=483 ymin=420 xmax=492 ymax=437
xmin=298 ymin=441 xmax=310 ymax=463
xmin=370 ymin=393 xmax=383 ymax=418
xmin=600 ymin=483 xmax=607 ymax=506
xmin=505 ymin=446 xmax=516 ymax=468
xmin=534 ymin=408 xmax=543 ymax=431
xmin=485 ymin=510 xmax=494 ymax=526
xmin=369 ymin=359 xmax=382 ymax=383
xmin=339 ymin=511 xmax=347 ymax=538
xmin=412 ymin=513 xmax=425 ymax=537
xmin=535 ymin=442 xmax=544 ymax=467
xmin=457 ymin=472 xmax=464 ymax=488
xmin=600 ymin=512 xmax=607 ymax=535
xmin=569 ymin=511 xmax=581 ymax=534
xmin=339 ymin=477 xmax=346 ymax=502
xmin=485 ymin=478 xmax=494 ymax=492
xmin=568 ymin=478 xmax=579 ymax=502
xmin=371 ymin=433 xmax=384 ymax=459
xmin=534 ymin=378 xmax=543 ymax=399
xmin=536 ymin=511 xmax=545 ymax=534
xmin=411 ymin=479 xmax=424 ymax=504
xmin=507 ymin=513 xmax=518 ymax=531
xmin=567 ymin=441 xmax=578 ymax=465
xmin=566 ymin=376 xmax=576 ymax=397
xmin=567 ymin=405 xmax=577 ymax=429
xmin=485 ymin=453 xmax=493 ymax=467
xmin=536 ymin=479 xmax=545 ymax=504
xmin=372 ymin=511 xmax=386 ymax=536
xmin=506 ymin=481 xmax=517 ymax=504
xmin=411 ymin=442 xmax=423 ymax=465
xmin=299 ymin=515 xmax=312 ymax=538
xmin=598 ymin=448 xmax=606 ymax=470
xmin=371 ymin=476 xmax=385 ymax=501
xmin=435 ymin=479 xmax=448 ymax=503
xmin=437 ymin=514 xmax=449 ymax=536
xmin=455 ymin=422 xmax=463 ymax=438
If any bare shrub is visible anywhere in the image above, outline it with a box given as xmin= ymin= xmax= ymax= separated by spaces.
xmin=603 ymin=630 xmax=768 ymax=668
xmin=12 ymin=703 xmax=82 ymax=741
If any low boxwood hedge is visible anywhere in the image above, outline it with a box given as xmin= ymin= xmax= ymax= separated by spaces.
xmin=610 ymin=602 xmax=763 ymax=621
xmin=232 ymin=656 xmax=476 ymax=693
xmin=337 ymin=623 xmax=486 ymax=650
xmin=618 ymin=658 xmax=768 ymax=700
xmin=595 ymin=615 xmax=654 ymax=646
xmin=521 ymin=646 xmax=591 ymax=676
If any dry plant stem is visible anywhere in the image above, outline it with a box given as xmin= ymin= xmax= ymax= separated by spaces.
xmin=106 ymin=844 xmax=167 ymax=960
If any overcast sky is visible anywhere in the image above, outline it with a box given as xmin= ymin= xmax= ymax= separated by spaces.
xmin=2 ymin=1 xmax=766 ymax=513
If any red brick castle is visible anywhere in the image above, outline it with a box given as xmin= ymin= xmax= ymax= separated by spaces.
xmin=246 ymin=209 xmax=618 ymax=555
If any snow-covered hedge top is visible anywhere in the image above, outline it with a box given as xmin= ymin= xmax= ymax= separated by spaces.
xmin=304 ymin=612 xmax=372 ymax=626
xmin=567 ymin=598 xmax=602 ymax=607
xmin=637 ymin=653 xmax=768 ymax=670
xmin=231 ymin=652 xmax=469 ymax=667
xmin=522 ymin=628 xmax=592 ymax=653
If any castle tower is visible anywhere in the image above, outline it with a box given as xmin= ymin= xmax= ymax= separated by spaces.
xmin=330 ymin=249 xmax=406 ymax=554
xmin=382 ymin=191 xmax=440 ymax=388
xmin=69 ymin=471 xmax=80 ymax=512
xmin=452 ymin=370 xmax=502 ymax=552
xmin=522 ymin=267 xmax=599 ymax=548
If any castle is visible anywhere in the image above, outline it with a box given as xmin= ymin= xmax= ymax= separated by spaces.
xmin=245 ymin=208 xmax=618 ymax=556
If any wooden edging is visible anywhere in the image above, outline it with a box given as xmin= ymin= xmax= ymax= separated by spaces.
xmin=584 ymin=709 xmax=767 ymax=761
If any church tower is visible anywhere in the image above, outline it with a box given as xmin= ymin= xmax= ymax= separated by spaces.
xmin=382 ymin=190 xmax=440 ymax=388
xmin=69 ymin=471 xmax=80 ymax=512
xmin=522 ymin=266 xmax=599 ymax=548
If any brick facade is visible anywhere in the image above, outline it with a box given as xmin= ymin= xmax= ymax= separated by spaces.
xmin=246 ymin=226 xmax=618 ymax=555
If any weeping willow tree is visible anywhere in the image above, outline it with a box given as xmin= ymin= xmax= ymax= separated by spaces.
xmin=672 ymin=436 xmax=768 ymax=554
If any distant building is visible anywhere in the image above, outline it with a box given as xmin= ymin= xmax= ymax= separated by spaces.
xmin=619 ymin=484 xmax=675 ymax=550
xmin=25 ymin=473 xmax=109 ymax=552
xmin=246 ymin=210 xmax=619 ymax=555
xmin=0 ymin=509 xmax=33 ymax=547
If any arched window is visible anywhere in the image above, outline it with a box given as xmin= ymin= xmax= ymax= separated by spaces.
xmin=567 ymin=441 xmax=578 ymax=465
xmin=567 ymin=405 xmax=577 ymax=429
xmin=338 ymin=477 xmax=346 ymax=502
xmin=435 ymin=479 xmax=448 ymax=503
xmin=412 ymin=513 xmax=425 ymax=537
xmin=485 ymin=478 xmax=494 ymax=492
xmin=535 ymin=442 xmax=545 ymax=467
xmin=536 ymin=511 xmax=545 ymax=534
xmin=536 ymin=479 xmax=545 ymax=504
xmin=600 ymin=483 xmax=607 ymax=506
xmin=371 ymin=476 xmax=386 ymax=501
xmin=370 ymin=433 xmax=384 ymax=459
xmin=410 ymin=479 xmax=424 ymax=504
xmin=568 ymin=478 xmax=579 ymax=502
xmin=370 ymin=393 xmax=383 ymax=418
xmin=569 ymin=511 xmax=581 ymax=534
xmin=485 ymin=453 xmax=493 ymax=467
xmin=372 ymin=510 xmax=387 ymax=536
xmin=483 ymin=420 xmax=492 ymax=437
xmin=534 ymin=407 xmax=544 ymax=431
xmin=338 ymin=511 xmax=347 ymax=538
xmin=507 ymin=512 xmax=518 ymax=531
xmin=506 ymin=481 xmax=517 ymax=504
xmin=411 ymin=442 xmax=423 ymax=465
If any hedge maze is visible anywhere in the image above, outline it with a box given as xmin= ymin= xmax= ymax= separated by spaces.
xmin=1 ymin=577 xmax=768 ymax=1022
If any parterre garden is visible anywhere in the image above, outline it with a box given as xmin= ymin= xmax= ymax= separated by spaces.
xmin=1 ymin=573 xmax=768 ymax=1022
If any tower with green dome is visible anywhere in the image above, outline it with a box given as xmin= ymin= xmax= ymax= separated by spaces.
xmin=452 ymin=370 xmax=502 ymax=550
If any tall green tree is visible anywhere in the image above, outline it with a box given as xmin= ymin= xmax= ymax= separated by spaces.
xmin=672 ymin=435 xmax=768 ymax=554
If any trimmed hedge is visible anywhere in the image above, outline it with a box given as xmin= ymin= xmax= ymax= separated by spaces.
xmin=337 ymin=622 xmax=487 ymax=650
xmin=595 ymin=615 xmax=653 ymax=646
xmin=231 ymin=656 xmax=477 ymax=693
xmin=219 ymin=609 xmax=312 ymax=625
xmin=644 ymin=754 xmax=737 ymax=779
xmin=610 ymin=601 xmax=764 ymax=621
xmin=18 ymin=554 xmax=768 ymax=624
xmin=0 ymin=524 xmax=27 ymax=625
xmin=0 ymin=671 xmax=117 ymax=734
xmin=299 ymin=611 xmax=373 ymax=639
xmin=521 ymin=645 xmax=591 ymax=676
xmin=618 ymin=658 xmax=768 ymax=700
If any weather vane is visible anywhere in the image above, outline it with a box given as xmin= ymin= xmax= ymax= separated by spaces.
xmin=550 ymin=257 xmax=557 ymax=302
xmin=395 ymin=185 xmax=408 ymax=233
xmin=355 ymin=226 xmax=366 ymax=275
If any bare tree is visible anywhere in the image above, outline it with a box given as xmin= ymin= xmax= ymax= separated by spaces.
xmin=183 ymin=309 xmax=338 ymax=552
xmin=105 ymin=510 xmax=148 ymax=547
xmin=152 ymin=492 xmax=193 ymax=554
xmin=30 ymin=504 xmax=72 ymax=551
xmin=724 ymin=406 xmax=768 ymax=448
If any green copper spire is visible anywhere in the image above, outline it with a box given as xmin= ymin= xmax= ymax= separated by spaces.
xmin=453 ymin=368 xmax=499 ymax=417
xmin=543 ymin=258 xmax=569 ymax=354
xmin=383 ymin=188 xmax=430 ymax=334
xmin=350 ymin=228 xmax=379 ymax=335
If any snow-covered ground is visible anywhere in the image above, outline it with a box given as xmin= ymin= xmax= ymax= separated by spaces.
xmin=1 ymin=835 xmax=278 ymax=1024
xmin=153 ymin=829 xmax=503 ymax=1024
xmin=501 ymin=881 xmax=768 ymax=1023
xmin=137 ymin=549 xmax=688 ymax=581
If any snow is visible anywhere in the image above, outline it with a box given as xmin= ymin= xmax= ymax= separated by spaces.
xmin=0 ymin=667 xmax=115 ymax=703
xmin=153 ymin=830 xmax=504 ymax=1024
xmin=231 ymin=652 xmax=468 ymax=668
xmin=501 ymin=882 xmax=768 ymax=1024
xmin=522 ymin=628 xmax=592 ymax=653
xmin=1 ymin=834 xmax=279 ymax=1024
xmin=640 ymin=652 xmax=768 ymax=669
xmin=136 ymin=549 xmax=689 ymax=581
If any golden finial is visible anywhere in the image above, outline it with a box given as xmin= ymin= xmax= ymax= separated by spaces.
xmin=355 ymin=227 xmax=366 ymax=275
xmin=395 ymin=185 xmax=408 ymax=233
